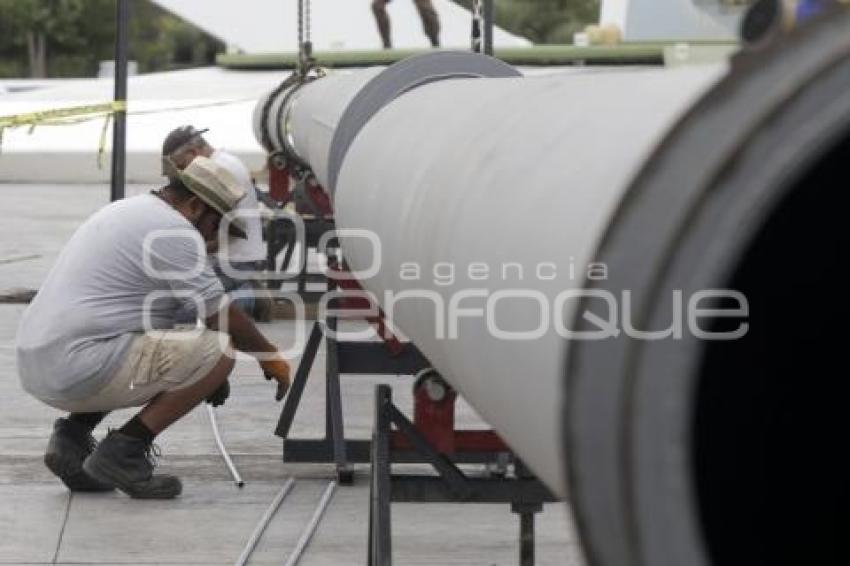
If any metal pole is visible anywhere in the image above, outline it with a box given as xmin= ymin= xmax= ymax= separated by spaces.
xmin=471 ymin=0 xmax=483 ymax=53
xmin=283 ymin=481 xmax=338 ymax=566
xmin=110 ymin=0 xmax=129 ymax=202
xmin=370 ymin=385 xmax=393 ymax=566
xmin=325 ymin=315 xmax=352 ymax=483
xmin=513 ymin=463 xmax=540 ymax=566
xmin=234 ymin=478 xmax=296 ymax=566
xmin=519 ymin=511 xmax=535 ymax=566
xmin=484 ymin=0 xmax=494 ymax=56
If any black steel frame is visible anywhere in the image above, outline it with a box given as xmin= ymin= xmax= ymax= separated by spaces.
xmin=368 ymin=384 xmax=557 ymax=566
xmin=275 ymin=314 xmax=515 ymax=483
xmin=275 ymin=316 xmax=435 ymax=483
xmin=266 ymin=216 xmax=336 ymax=304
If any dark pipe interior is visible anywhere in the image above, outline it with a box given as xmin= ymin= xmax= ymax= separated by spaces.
xmin=694 ymin=137 xmax=850 ymax=565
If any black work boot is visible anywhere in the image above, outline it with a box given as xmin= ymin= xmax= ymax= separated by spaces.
xmin=83 ymin=431 xmax=182 ymax=499
xmin=44 ymin=418 xmax=114 ymax=492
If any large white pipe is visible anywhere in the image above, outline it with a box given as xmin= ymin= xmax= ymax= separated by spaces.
xmin=252 ymin=68 xmax=383 ymax=185
xmin=335 ymin=65 xmax=726 ymax=495
xmin=287 ymin=68 xmax=383 ymax=187
xmin=257 ymin=22 xmax=850 ymax=563
xmin=252 ymin=52 xmax=520 ymax=188
xmin=255 ymin=56 xmax=726 ymax=494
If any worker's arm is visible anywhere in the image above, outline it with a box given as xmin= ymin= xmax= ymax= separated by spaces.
xmin=206 ymin=302 xmax=290 ymax=389
xmin=207 ymin=302 xmax=275 ymax=354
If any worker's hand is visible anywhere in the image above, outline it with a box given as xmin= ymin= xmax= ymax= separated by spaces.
xmin=260 ymin=354 xmax=291 ymax=401
xmin=206 ymin=380 xmax=230 ymax=408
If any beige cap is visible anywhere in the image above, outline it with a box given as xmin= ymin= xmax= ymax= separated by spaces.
xmin=179 ymin=156 xmax=248 ymax=238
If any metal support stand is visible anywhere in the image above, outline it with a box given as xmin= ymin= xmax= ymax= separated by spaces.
xmin=513 ymin=503 xmax=541 ymax=566
xmin=367 ymin=384 xmax=556 ymax=566
xmin=275 ymin=312 xmax=509 ymax=485
xmin=368 ymin=384 xmax=393 ymax=565
xmin=324 ymin=315 xmax=350 ymax=482
xmin=264 ymin=155 xmax=336 ymax=306
xmin=266 ymin=216 xmax=336 ymax=304
xmin=275 ymin=316 xmax=433 ymax=484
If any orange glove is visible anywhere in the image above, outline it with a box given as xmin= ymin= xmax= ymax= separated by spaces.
xmin=260 ymin=355 xmax=291 ymax=401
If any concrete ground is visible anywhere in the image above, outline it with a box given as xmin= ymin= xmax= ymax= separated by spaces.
xmin=0 ymin=183 xmax=586 ymax=565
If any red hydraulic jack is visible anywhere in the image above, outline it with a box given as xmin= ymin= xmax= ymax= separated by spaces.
xmin=393 ymin=370 xmax=508 ymax=456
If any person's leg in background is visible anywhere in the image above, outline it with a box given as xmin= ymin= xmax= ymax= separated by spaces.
xmin=372 ymin=0 xmax=393 ymax=48
xmin=214 ymin=261 xmax=258 ymax=317
xmin=44 ymin=411 xmax=113 ymax=491
xmin=414 ymin=0 xmax=441 ymax=47
xmin=176 ymin=262 xmax=260 ymax=324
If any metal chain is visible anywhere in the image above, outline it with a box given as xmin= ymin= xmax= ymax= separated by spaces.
xmin=257 ymin=0 xmax=323 ymax=177
xmin=298 ymin=0 xmax=304 ymax=57
xmin=471 ymin=0 xmax=483 ymax=53
xmin=297 ymin=0 xmax=314 ymax=76
xmin=305 ymin=0 xmax=311 ymax=45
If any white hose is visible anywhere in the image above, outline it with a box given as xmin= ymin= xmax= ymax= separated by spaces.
xmin=206 ymin=404 xmax=244 ymax=487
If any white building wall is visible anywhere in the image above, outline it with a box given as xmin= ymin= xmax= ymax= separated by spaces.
xmin=601 ymin=0 xmax=746 ymax=41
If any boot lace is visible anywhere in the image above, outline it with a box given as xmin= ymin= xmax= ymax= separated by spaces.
xmin=144 ymin=443 xmax=163 ymax=468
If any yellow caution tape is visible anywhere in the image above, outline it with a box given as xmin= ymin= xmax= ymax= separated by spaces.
xmin=0 ymin=100 xmax=127 ymax=129
xmin=97 ymin=112 xmax=114 ymax=170
xmin=0 ymin=100 xmax=128 ymax=166
xmin=0 ymin=96 xmax=258 ymax=169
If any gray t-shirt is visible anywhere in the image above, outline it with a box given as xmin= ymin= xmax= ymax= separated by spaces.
xmin=16 ymin=194 xmax=224 ymax=403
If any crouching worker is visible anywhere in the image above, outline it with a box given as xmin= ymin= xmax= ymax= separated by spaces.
xmin=15 ymin=156 xmax=291 ymax=500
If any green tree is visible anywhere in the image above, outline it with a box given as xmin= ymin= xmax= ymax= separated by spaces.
xmin=0 ymin=0 xmax=223 ymax=78
xmin=455 ymin=0 xmax=600 ymax=44
xmin=0 ymin=0 xmax=88 ymax=77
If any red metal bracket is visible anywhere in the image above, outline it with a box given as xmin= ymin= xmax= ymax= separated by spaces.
xmin=328 ymin=260 xmax=404 ymax=355
xmin=304 ymin=176 xmax=334 ymax=217
xmin=268 ymin=156 xmax=292 ymax=204
xmin=392 ymin=374 xmax=508 ymax=455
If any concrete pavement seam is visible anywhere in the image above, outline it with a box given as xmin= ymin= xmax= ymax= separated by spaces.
xmin=50 ymin=492 xmax=72 ymax=564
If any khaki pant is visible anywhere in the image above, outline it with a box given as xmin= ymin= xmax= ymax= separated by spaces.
xmin=372 ymin=0 xmax=441 ymax=48
xmin=50 ymin=329 xmax=229 ymax=413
